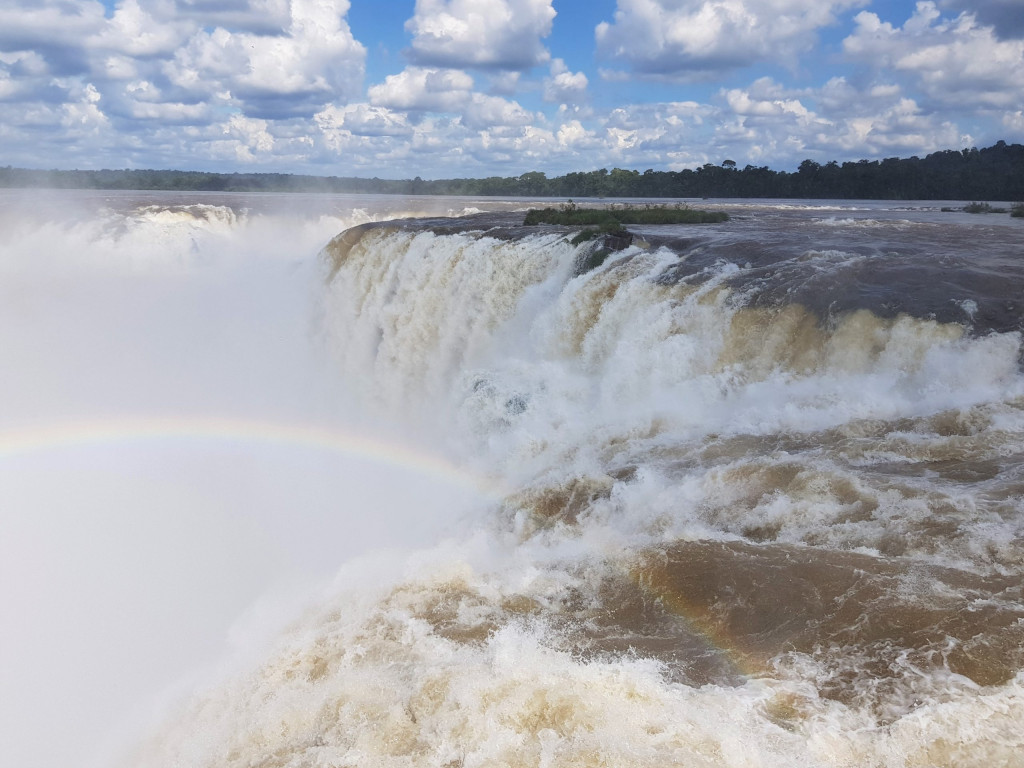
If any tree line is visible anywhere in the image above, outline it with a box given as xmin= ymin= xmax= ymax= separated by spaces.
xmin=1 ymin=140 xmax=1021 ymax=200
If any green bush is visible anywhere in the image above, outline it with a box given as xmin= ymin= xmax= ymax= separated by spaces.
xmin=599 ymin=217 xmax=626 ymax=235
xmin=569 ymin=228 xmax=600 ymax=245
xmin=963 ymin=201 xmax=1008 ymax=213
xmin=1011 ymin=203 xmax=1024 ymax=218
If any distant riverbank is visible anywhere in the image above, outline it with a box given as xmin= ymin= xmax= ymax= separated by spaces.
xmin=2 ymin=140 xmax=1022 ymax=201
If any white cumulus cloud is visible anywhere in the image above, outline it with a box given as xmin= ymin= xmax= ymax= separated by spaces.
xmin=368 ymin=67 xmax=475 ymax=112
xmin=938 ymin=0 xmax=1024 ymax=39
xmin=405 ymin=0 xmax=556 ymax=70
xmin=716 ymin=76 xmax=967 ymax=162
xmin=60 ymin=83 xmax=110 ymax=136
xmin=844 ymin=1 xmax=1024 ymax=109
xmin=315 ymin=103 xmax=414 ymax=137
xmin=223 ymin=113 xmax=275 ymax=161
xmin=724 ymin=78 xmax=819 ymax=125
xmin=596 ymin=0 xmax=867 ymax=77
xmin=543 ymin=59 xmax=588 ymax=104
xmin=556 ymin=119 xmax=597 ymax=149
xmin=165 ymin=0 xmax=293 ymax=34
xmin=92 ymin=0 xmax=191 ymax=58
xmin=367 ymin=66 xmax=537 ymax=131
xmin=0 ymin=0 xmax=1017 ymax=178
xmin=593 ymin=101 xmax=717 ymax=167
xmin=461 ymin=94 xmax=536 ymax=129
xmin=164 ymin=0 xmax=365 ymax=117
xmin=0 ymin=1 xmax=107 ymax=54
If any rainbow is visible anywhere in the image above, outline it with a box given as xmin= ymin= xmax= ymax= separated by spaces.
xmin=630 ymin=561 xmax=768 ymax=680
xmin=0 ymin=415 xmax=508 ymax=498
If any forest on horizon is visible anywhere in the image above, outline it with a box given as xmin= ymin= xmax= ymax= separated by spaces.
xmin=1 ymin=141 xmax=1022 ymax=201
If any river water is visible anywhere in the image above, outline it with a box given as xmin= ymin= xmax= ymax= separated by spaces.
xmin=1 ymin=191 xmax=1022 ymax=767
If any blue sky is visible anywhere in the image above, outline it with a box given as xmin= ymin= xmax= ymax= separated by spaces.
xmin=2 ymin=0 xmax=1022 ymax=177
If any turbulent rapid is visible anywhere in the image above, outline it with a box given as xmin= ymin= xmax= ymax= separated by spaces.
xmin=2 ymin=193 xmax=1022 ymax=767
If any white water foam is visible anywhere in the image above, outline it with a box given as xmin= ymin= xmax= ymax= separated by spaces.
xmin=0 ymin=193 xmax=497 ymax=768
xmin=5 ymin=194 xmax=1022 ymax=767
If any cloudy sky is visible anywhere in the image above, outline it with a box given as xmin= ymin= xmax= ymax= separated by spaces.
xmin=1 ymin=0 xmax=1022 ymax=177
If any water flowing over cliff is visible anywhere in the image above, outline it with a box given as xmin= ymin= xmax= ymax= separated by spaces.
xmin=2 ymin=192 xmax=1022 ymax=768
xmin=136 ymin=200 xmax=1024 ymax=767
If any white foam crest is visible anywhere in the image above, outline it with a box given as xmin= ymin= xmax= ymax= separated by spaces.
xmin=802 ymin=672 xmax=1024 ymax=766
xmin=498 ymin=271 xmax=1019 ymax=481
xmin=321 ymin=228 xmax=1024 ymax=499
xmin=118 ymin=540 xmax=791 ymax=768
xmin=0 ymin=206 xmax=245 ymax=274
xmin=323 ymin=229 xmax=578 ymax=426
xmin=795 ymin=248 xmax=869 ymax=268
xmin=0 ymin=196 xmax=467 ymax=277
xmin=124 ymin=532 xmax=1024 ymax=768
xmin=131 ymin=203 xmax=241 ymax=228
xmin=608 ymin=447 xmax=1024 ymax=571
xmin=813 ymin=216 xmax=916 ymax=228
xmin=749 ymin=203 xmax=865 ymax=211
xmin=315 ymin=226 xmax=1024 ymax=575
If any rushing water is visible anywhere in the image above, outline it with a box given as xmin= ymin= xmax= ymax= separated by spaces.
xmin=2 ymin=191 xmax=1023 ymax=767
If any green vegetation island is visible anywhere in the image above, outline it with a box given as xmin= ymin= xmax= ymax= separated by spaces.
xmin=2 ymin=140 xmax=1023 ymax=201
